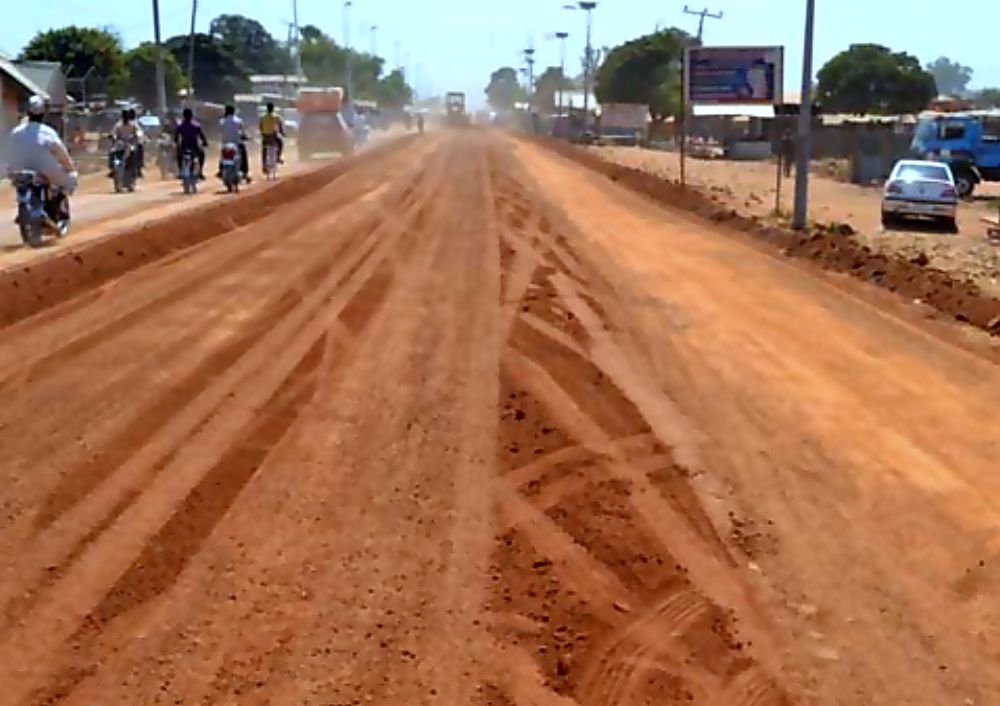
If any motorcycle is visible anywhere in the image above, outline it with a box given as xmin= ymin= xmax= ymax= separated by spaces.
xmin=10 ymin=170 xmax=69 ymax=248
xmin=109 ymin=139 xmax=137 ymax=194
xmin=262 ymin=139 xmax=279 ymax=181
xmin=219 ymin=142 xmax=241 ymax=193
xmin=179 ymin=149 xmax=198 ymax=195
xmin=157 ymin=135 xmax=177 ymax=180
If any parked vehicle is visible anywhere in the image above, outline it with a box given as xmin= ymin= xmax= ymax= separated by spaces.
xmin=219 ymin=142 xmax=241 ymax=193
xmin=911 ymin=112 xmax=1000 ymax=197
xmin=881 ymin=159 xmax=958 ymax=231
xmin=179 ymin=149 xmax=198 ymax=195
xmin=9 ymin=170 xmax=69 ymax=247
xmin=109 ymin=140 xmax=137 ymax=193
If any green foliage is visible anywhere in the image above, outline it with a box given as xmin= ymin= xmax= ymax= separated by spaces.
xmin=299 ymin=24 xmax=382 ymax=101
xmin=375 ymin=69 xmax=413 ymax=109
xmin=125 ymin=43 xmax=184 ymax=108
xmin=973 ymin=88 xmax=1000 ymax=109
xmin=817 ymin=44 xmax=936 ymax=115
xmin=165 ymin=33 xmax=250 ymax=103
xmin=485 ymin=67 xmax=527 ymax=111
xmin=533 ymin=67 xmax=574 ymax=112
xmin=926 ymin=56 xmax=973 ymax=97
xmin=210 ymin=14 xmax=287 ymax=74
xmin=20 ymin=25 xmax=127 ymax=97
xmin=594 ymin=29 xmax=691 ymax=120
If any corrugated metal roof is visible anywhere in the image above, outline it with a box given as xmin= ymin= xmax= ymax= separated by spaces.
xmin=0 ymin=52 xmax=49 ymax=100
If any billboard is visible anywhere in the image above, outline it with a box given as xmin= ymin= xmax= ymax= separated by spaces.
xmin=685 ymin=46 xmax=784 ymax=105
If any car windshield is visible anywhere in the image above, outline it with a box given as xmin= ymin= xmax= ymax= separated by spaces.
xmin=911 ymin=118 xmax=938 ymax=153
xmin=895 ymin=163 xmax=950 ymax=182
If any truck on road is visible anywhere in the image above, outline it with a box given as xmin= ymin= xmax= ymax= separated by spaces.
xmin=911 ymin=111 xmax=1000 ymax=197
xmin=445 ymin=92 xmax=468 ymax=127
xmin=297 ymin=87 xmax=353 ymax=160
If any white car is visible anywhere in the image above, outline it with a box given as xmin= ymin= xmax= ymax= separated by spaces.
xmin=881 ymin=159 xmax=959 ymax=231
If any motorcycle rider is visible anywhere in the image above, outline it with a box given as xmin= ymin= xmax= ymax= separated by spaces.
xmin=219 ymin=104 xmax=251 ymax=183
xmin=7 ymin=95 xmax=78 ymax=227
xmin=174 ymin=108 xmax=208 ymax=180
xmin=108 ymin=108 xmax=142 ymax=179
xmin=128 ymin=108 xmax=146 ymax=178
xmin=259 ymin=102 xmax=285 ymax=171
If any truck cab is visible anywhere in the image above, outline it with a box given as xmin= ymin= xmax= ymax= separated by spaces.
xmin=911 ymin=112 xmax=1000 ymax=197
xmin=445 ymin=92 xmax=468 ymax=127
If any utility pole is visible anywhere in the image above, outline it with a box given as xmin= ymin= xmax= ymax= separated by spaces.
xmin=683 ymin=5 xmax=723 ymax=43
xmin=792 ymin=0 xmax=816 ymax=231
xmin=343 ymin=1 xmax=353 ymax=101
xmin=187 ymin=0 xmax=197 ymax=98
xmin=524 ymin=46 xmax=536 ymax=106
xmin=152 ymin=0 xmax=168 ymax=117
xmin=292 ymin=0 xmax=301 ymax=76
xmin=370 ymin=25 xmax=378 ymax=57
xmin=556 ymin=31 xmax=569 ymax=118
xmin=570 ymin=1 xmax=597 ymax=135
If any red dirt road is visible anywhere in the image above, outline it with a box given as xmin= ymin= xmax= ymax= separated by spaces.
xmin=0 ymin=131 xmax=998 ymax=705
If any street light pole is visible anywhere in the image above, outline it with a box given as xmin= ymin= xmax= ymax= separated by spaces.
xmin=370 ymin=25 xmax=378 ymax=56
xmin=792 ymin=0 xmax=816 ymax=231
xmin=152 ymin=0 xmax=168 ymax=117
xmin=556 ymin=31 xmax=569 ymax=118
xmin=579 ymin=1 xmax=597 ymax=135
xmin=343 ymin=1 xmax=353 ymax=101
xmin=187 ymin=0 xmax=198 ymax=98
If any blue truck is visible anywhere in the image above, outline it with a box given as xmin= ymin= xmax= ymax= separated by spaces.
xmin=911 ymin=111 xmax=1000 ymax=197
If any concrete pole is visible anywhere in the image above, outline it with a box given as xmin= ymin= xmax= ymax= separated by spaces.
xmin=343 ymin=1 xmax=353 ymax=101
xmin=792 ymin=0 xmax=816 ymax=231
xmin=187 ymin=0 xmax=197 ymax=98
xmin=581 ymin=2 xmax=596 ymax=135
xmin=152 ymin=0 xmax=168 ymax=117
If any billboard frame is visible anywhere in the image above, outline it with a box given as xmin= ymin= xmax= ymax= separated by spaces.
xmin=683 ymin=45 xmax=785 ymax=107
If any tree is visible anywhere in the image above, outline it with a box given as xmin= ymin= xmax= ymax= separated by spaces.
xmin=125 ymin=43 xmax=184 ymax=109
xmin=926 ymin=56 xmax=973 ymax=97
xmin=533 ymin=67 xmax=573 ymax=112
xmin=299 ymin=25 xmax=382 ymax=101
xmin=595 ymin=29 xmax=691 ymax=121
xmin=816 ymin=44 xmax=936 ymax=115
xmin=20 ymin=26 xmax=127 ymax=98
xmin=375 ymin=69 xmax=413 ymax=109
xmin=210 ymin=14 xmax=287 ymax=75
xmin=165 ymin=33 xmax=250 ymax=103
xmin=974 ymin=89 xmax=1000 ymax=109
xmin=485 ymin=67 xmax=527 ymax=111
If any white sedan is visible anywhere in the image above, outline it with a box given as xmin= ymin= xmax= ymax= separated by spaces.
xmin=881 ymin=159 xmax=959 ymax=231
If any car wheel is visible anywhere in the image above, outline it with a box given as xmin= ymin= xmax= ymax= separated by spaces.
xmin=942 ymin=217 xmax=959 ymax=234
xmin=881 ymin=211 xmax=896 ymax=229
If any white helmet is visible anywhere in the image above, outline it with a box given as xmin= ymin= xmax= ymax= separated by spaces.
xmin=27 ymin=95 xmax=46 ymax=116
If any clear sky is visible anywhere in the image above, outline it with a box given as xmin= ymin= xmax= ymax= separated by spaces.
xmin=3 ymin=0 xmax=998 ymax=106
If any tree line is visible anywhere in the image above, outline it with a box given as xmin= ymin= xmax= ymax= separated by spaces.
xmin=19 ymin=15 xmax=414 ymax=110
xmin=485 ymin=31 xmax=1000 ymax=117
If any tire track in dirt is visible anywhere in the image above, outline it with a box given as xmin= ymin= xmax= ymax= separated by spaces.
xmin=485 ymin=141 xmax=790 ymax=706
xmin=0 ymin=144 xmax=449 ymax=701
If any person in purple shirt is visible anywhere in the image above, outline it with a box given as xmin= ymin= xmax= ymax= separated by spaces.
xmin=173 ymin=108 xmax=208 ymax=180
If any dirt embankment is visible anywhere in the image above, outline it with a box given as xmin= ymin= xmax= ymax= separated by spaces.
xmin=537 ymin=138 xmax=1000 ymax=337
xmin=0 ymin=137 xmax=415 ymax=330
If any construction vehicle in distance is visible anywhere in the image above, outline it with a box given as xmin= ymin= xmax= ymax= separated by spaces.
xmin=297 ymin=87 xmax=354 ymax=159
xmin=445 ymin=92 xmax=469 ymax=127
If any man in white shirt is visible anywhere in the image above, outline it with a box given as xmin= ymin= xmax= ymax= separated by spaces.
xmin=109 ymin=109 xmax=143 ymax=179
xmin=219 ymin=104 xmax=250 ymax=183
xmin=7 ymin=96 xmax=78 ymax=218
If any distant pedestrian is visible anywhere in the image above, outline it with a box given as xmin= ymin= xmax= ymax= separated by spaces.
xmin=781 ymin=129 xmax=795 ymax=178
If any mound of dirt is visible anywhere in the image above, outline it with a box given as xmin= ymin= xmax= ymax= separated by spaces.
xmin=535 ymin=137 xmax=1000 ymax=337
